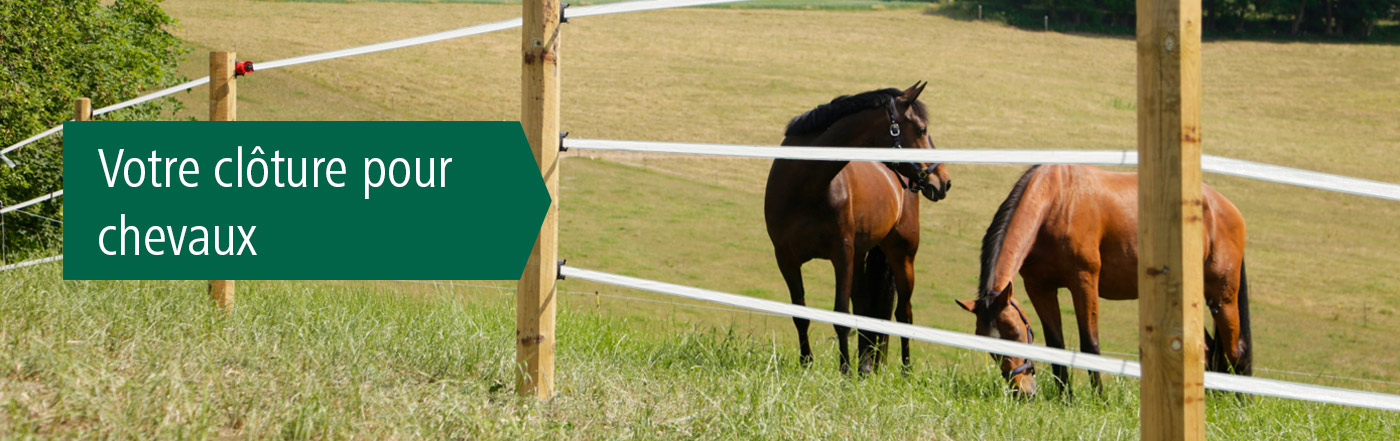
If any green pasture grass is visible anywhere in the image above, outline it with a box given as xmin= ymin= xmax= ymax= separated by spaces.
xmin=14 ymin=0 xmax=1398 ymax=435
xmin=2 ymin=265 xmax=1397 ymax=439
xmin=157 ymin=0 xmax=1400 ymax=388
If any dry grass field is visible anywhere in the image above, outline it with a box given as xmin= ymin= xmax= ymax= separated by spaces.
xmin=160 ymin=0 xmax=1400 ymax=386
xmin=3 ymin=0 xmax=1397 ymax=437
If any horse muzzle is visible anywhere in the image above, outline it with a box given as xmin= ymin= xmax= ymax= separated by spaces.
xmin=920 ymin=179 xmax=949 ymax=202
xmin=914 ymin=173 xmax=950 ymax=202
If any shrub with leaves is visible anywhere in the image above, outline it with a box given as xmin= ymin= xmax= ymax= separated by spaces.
xmin=0 ymin=0 xmax=185 ymax=263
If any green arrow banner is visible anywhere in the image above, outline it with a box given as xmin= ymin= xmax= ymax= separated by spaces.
xmin=63 ymin=121 xmax=549 ymax=280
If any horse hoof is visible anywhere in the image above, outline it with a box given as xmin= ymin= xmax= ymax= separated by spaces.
xmin=858 ymin=362 xmax=876 ymax=376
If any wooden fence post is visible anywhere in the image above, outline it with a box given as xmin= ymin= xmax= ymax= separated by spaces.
xmin=517 ymin=0 xmax=561 ymax=399
xmin=74 ymin=98 xmax=92 ymax=122
xmin=209 ymin=51 xmax=237 ymax=310
xmin=1136 ymin=0 xmax=1205 ymax=439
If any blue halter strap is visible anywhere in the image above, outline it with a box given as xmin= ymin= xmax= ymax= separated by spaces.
xmin=988 ymin=291 xmax=1036 ymax=379
xmin=882 ymin=99 xmax=940 ymax=192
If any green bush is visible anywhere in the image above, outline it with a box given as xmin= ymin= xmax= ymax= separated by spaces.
xmin=0 ymin=0 xmax=186 ymax=263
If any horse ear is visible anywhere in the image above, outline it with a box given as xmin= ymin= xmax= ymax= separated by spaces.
xmin=955 ymin=299 xmax=977 ymax=313
xmin=901 ymin=81 xmax=927 ymax=103
xmin=977 ymin=283 xmax=1015 ymax=311
xmin=995 ymin=283 xmax=1015 ymax=304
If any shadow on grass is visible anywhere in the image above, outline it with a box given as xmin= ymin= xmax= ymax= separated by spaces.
xmin=924 ymin=3 xmax=1400 ymax=46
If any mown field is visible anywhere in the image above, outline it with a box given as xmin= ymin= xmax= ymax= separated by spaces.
xmin=3 ymin=0 xmax=1399 ymax=438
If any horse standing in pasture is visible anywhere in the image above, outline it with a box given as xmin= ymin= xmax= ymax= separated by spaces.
xmin=955 ymin=165 xmax=1251 ymax=395
xmin=765 ymin=83 xmax=952 ymax=374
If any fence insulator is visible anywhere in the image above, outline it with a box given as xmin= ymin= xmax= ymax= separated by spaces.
xmin=234 ymin=61 xmax=255 ymax=77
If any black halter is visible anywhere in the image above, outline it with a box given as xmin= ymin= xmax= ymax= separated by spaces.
xmin=1002 ymin=299 xmax=1037 ymax=379
xmin=882 ymin=99 xmax=940 ymax=193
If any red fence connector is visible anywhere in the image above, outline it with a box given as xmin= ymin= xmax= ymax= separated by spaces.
xmin=234 ymin=61 xmax=255 ymax=77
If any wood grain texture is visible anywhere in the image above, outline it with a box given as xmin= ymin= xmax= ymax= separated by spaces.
xmin=74 ymin=98 xmax=91 ymax=122
xmin=516 ymin=0 xmax=560 ymax=400
xmin=1136 ymin=0 xmax=1205 ymax=439
xmin=209 ymin=51 xmax=236 ymax=310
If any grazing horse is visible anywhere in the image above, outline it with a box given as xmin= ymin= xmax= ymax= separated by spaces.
xmin=765 ymin=83 xmax=952 ymax=374
xmin=955 ymin=165 xmax=1251 ymax=395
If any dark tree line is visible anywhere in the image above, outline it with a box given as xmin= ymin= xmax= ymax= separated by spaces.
xmin=972 ymin=0 xmax=1399 ymax=38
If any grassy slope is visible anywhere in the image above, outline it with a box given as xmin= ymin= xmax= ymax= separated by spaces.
xmin=3 ymin=267 xmax=1396 ymax=439
xmin=161 ymin=0 xmax=1400 ymax=386
xmin=4 ymin=0 xmax=1398 ymax=437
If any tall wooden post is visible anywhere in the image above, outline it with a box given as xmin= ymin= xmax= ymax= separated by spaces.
xmin=517 ymin=0 xmax=561 ymax=399
xmin=1136 ymin=0 xmax=1205 ymax=439
xmin=74 ymin=98 xmax=92 ymax=121
xmin=209 ymin=51 xmax=237 ymax=310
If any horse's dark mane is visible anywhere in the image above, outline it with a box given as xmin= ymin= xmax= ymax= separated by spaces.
xmin=977 ymin=165 xmax=1042 ymax=303
xmin=784 ymin=88 xmax=903 ymax=137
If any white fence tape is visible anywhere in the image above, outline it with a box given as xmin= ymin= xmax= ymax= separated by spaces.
xmin=255 ymin=19 xmax=522 ymax=71
xmin=92 ymin=78 xmax=213 ymax=117
xmin=564 ymin=138 xmax=1400 ymax=202
xmin=0 ymin=255 xmax=63 ymax=273
xmin=560 ymin=265 xmax=1400 ymax=412
xmin=0 ymin=190 xmax=63 ymax=215
xmin=0 ymin=0 xmax=748 ymax=161
xmin=0 ymin=125 xmax=65 ymax=158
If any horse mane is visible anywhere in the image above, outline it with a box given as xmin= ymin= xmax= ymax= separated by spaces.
xmin=784 ymin=88 xmax=903 ymax=137
xmin=977 ymin=165 xmax=1042 ymax=303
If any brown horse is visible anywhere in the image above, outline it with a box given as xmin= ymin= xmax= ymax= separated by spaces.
xmin=955 ymin=165 xmax=1251 ymax=395
xmin=765 ymin=83 xmax=952 ymax=374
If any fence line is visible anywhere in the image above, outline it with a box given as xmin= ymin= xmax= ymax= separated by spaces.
xmin=0 ymin=0 xmax=748 ymax=162
xmin=0 ymin=255 xmax=63 ymax=273
xmin=560 ymin=265 xmax=1400 ymax=412
xmin=387 ymin=279 xmax=782 ymax=317
xmin=0 ymin=0 xmax=1393 ymax=419
xmin=10 ymin=209 xmax=63 ymax=225
xmin=1 ymin=259 xmax=1394 ymax=404
xmin=565 ymin=138 xmax=1400 ymax=202
xmin=381 ymin=280 xmax=1400 ymax=386
xmin=0 ymin=190 xmax=63 ymax=215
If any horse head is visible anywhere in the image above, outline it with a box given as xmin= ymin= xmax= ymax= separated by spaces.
xmin=956 ymin=287 xmax=1038 ymax=397
xmin=884 ymin=81 xmax=952 ymax=202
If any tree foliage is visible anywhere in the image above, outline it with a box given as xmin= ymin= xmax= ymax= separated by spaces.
xmin=952 ymin=0 xmax=1399 ymax=38
xmin=0 ymin=0 xmax=185 ymax=263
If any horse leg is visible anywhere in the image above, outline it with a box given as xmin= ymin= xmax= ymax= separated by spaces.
xmin=832 ymin=247 xmax=857 ymax=374
xmin=852 ymin=253 xmax=877 ymax=376
xmin=856 ymin=247 xmax=896 ymax=375
xmin=886 ymin=248 xmax=917 ymax=372
xmin=777 ymin=253 xmax=813 ymax=366
xmin=1068 ymin=270 xmax=1104 ymax=394
xmin=1024 ymin=277 xmax=1068 ymax=392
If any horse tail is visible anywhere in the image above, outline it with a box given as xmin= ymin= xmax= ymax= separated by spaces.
xmin=863 ymin=247 xmax=895 ymax=319
xmin=1236 ymin=258 xmax=1253 ymax=375
xmin=857 ymin=247 xmax=896 ymax=367
xmin=977 ymin=165 xmax=1050 ymax=307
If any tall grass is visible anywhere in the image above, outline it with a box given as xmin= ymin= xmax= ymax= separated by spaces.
xmin=2 ymin=265 xmax=1395 ymax=439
